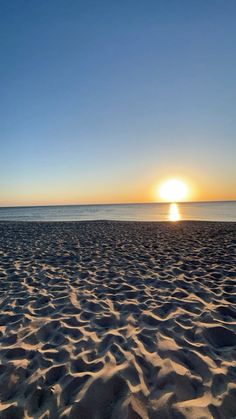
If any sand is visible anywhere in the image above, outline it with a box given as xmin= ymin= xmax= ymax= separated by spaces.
xmin=0 ymin=220 xmax=235 ymax=419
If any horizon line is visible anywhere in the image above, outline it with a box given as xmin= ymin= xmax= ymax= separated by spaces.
xmin=0 ymin=199 xmax=236 ymax=209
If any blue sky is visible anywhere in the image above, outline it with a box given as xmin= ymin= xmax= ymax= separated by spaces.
xmin=1 ymin=1 xmax=236 ymax=205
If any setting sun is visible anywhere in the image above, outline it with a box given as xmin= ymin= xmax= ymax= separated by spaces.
xmin=159 ymin=179 xmax=188 ymax=202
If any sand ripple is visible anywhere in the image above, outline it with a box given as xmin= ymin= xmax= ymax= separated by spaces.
xmin=0 ymin=221 xmax=235 ymax=418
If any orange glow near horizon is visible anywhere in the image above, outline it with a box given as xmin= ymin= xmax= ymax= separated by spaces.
xmin=0 ymin=175 xmax=236 ymax=207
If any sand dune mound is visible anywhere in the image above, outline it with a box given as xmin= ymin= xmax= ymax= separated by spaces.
xmin=0 ymin=220 xmax=235 ymax=418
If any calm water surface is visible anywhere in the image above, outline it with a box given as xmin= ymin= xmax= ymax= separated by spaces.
xmin=0 ymin=202 xmax=235 ymax=222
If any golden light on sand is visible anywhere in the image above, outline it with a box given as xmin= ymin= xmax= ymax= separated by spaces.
xmin=168 ymin=203 xmax=181 ymax=221
xmin=159 ymin=179 xmax=188 ymax=202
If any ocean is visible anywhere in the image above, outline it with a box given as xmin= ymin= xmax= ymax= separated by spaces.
xmin=0 ymin=201 xmax=235 ymax=222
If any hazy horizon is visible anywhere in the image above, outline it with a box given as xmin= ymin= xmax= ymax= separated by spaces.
xmin=1 ymin=1 xmax=236 ymax=205
xmin=0 ymin=198 xmax=236 ymax=209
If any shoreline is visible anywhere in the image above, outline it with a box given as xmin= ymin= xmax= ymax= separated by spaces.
xmin=0 ymin=219 xmax=236 ymax=223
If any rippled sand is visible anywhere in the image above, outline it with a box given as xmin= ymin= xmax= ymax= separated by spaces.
xmin=0 ymin=221 xmax=235 ymax=418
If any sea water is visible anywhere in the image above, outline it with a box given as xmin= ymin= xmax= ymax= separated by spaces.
xmin=0 ymin=201 xmax=235 ymax=222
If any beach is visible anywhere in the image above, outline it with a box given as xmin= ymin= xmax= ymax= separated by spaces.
xmin=0 ymin=220 xmax=235 ymax=418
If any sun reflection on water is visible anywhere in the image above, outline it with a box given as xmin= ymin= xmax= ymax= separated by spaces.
xmin=168 ymin=203 xmax=181 ymax=221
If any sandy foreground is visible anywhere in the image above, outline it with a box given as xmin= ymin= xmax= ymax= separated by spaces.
xmin=0 ymin=221 xmax=235 ymax=419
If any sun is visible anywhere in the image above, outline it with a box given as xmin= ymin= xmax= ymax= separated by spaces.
xmin=159 ymin=179 xmax=188 ymax=202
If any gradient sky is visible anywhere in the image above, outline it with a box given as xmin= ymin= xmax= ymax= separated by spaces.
xmin=1 ymin=0 xmax=236 ymax=206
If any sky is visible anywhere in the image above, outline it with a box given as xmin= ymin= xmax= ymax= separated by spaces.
xmin=0 ymin=0 xmax=236 ymax=206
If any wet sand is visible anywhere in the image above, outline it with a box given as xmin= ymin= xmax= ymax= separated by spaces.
xmin=0 ymin=221 xmax=235 ymax=418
